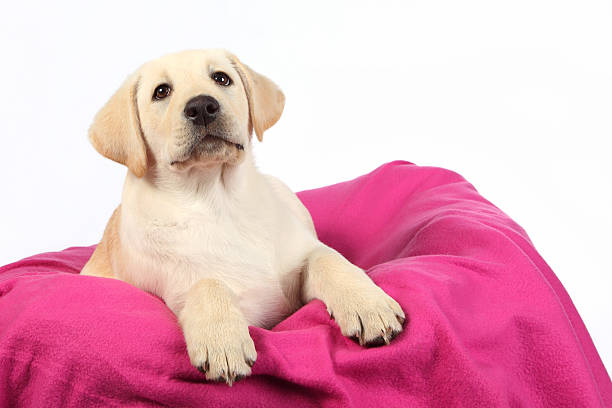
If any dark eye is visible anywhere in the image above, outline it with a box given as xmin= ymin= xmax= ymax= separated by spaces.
xmin=212 ymin=72 xmax=232 ymax=86
xmin=153 ymin=84 xmax=171 ymax=100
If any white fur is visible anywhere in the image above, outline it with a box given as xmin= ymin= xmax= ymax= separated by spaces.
xmin=118 ymin=151 xmax=318 ymax=327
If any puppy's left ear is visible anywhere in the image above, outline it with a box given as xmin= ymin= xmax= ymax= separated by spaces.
xmin=88 ymin=73 xmax=148 ymax=177
xmin=229 ymin=53 xmax=285 ymax=142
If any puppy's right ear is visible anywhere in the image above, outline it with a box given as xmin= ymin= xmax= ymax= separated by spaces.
xmin=89 ymin=74 xmax=147 ymax=177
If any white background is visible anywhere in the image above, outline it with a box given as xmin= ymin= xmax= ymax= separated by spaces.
xmin=1 ymin=1 xmax=610 ymax=370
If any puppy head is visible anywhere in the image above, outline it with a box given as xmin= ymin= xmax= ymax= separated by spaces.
xmin=89 ymin=49 xmax=284 ymax=176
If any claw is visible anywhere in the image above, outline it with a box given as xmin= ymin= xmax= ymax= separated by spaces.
xmin=383 ymin=329 xmax=391 ymax=345
xmin=350 ymin=329 xmax=364 ymax=346
xmin=357 ymin=315 xmax=365 ymax=346
xmin=227 ymin=372 xmax=236 ymax=387
xmin=214 ymin=370 xmax=230 ymax=386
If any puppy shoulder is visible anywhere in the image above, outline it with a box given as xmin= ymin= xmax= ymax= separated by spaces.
xmin=262 ymin=174 xmax=316 ymax=235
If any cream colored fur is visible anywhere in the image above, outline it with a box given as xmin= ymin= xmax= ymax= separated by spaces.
xmin=81 ymin=49 xmax=405 ymax=386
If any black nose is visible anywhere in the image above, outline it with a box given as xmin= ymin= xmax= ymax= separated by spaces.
xmin=184 ymin=95 xmax=220 ymax=126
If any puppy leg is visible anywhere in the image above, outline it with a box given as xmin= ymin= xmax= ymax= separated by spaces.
xmin=178 ymin=278 xmax=257 ymax=386
xmin=302 ymin=246 xmax=405 ymax=346
xmin=81 ymin=207 xmax=121 ymax=279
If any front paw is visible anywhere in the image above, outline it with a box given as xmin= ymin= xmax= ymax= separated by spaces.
xmin=181 ymin=316 xmax=257 ymax=386
xmin=327 ymin=285 xmax=405 ymax=347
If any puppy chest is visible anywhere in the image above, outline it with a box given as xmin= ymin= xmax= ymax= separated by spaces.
xmin=123 ymin=214 xmax=294 ymax=326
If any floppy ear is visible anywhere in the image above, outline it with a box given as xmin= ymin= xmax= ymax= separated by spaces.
xmin=89 ymin=74 xmax=147 ymax=177
xmin=229 ymin=54 xmax=285 ymax=142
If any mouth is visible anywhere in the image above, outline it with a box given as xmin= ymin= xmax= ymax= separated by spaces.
xmin=170 ymin=134 xmax=244 ymax=166
xmin=207 ymin=134 xmax=244 ymax=151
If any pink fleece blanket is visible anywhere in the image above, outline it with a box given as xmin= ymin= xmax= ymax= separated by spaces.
xmin=0 ymin=161 xmax=609 ymax=407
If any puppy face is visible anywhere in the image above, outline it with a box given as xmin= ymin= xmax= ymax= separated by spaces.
xmin=138 ymin=50 xmax=249 ymax=170
xmin=89 ymin=49 xmax=285 ymax=177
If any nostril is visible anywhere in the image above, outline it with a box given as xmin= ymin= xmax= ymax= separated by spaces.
xmin=205 ymin=103 xmax=219 ymax=115
xmin=185 ymin=107 xmax=199 ymax=119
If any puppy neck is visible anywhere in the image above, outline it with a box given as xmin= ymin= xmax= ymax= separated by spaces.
xmin=123 ymin=149 xmax=257 ymax=207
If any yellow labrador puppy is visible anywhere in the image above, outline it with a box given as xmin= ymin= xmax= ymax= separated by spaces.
xmin=81 ymin=49 xmax=405 ymax=385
